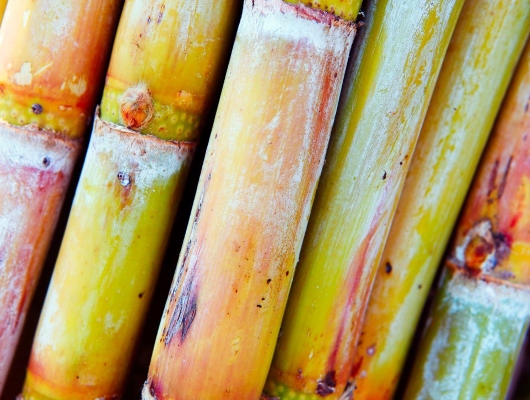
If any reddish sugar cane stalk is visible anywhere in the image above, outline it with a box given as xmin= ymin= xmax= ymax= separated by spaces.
xmin=405 ymin=37 xmax=530 ymax=399
xmin=0 ymin=0 xmax=121 ymax=393
xmin=143 ymin=0 xmax=357 ymax=398
xmin=263 ymin=0 xmax=464 ymax=399
xmin=354 ymin=1 xmax=530 ymax=398
xmin=21 ymin=1 xmax=240 ymax=399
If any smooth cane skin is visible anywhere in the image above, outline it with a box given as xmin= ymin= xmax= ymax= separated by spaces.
xmin=405 ymin=39 xmax=530 ymax=399
xmin=265 ymin=0 xmax=464 ymax=398
xmin=0 ymin=0 xmax=122 ymax=138
xmin=0 ymin=0 xmax=121 ymax=393
xmin=356 ymin=1 xmax=530 ymax=398
xmin=144 ymin=1 xmax=356 ymax=398
xmin=0 ymin=126 xmax=80 ymax=392
xmin=100 ymin=0 xmax=240 ymax=141
xmin=22 ymin=1 xmax=241 ymax=398
xmin=0 ymin=0 xmax=7 ymax=23
xmin=23 ymin=117 xmax=194 ymax=400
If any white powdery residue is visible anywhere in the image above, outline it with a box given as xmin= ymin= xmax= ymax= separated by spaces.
xmin=104 ymin=311 xmax=124 ymax=334
xmin=0 ymin=121 xmax=78 ymax=174
xmin=68 ymin=76 xmax=87 ymax=96
xmin=32 ymin=288 xmax=62 ymax=354
xmin=446 ymin=274 xmax=530 ymax=321
xmin=45 ymin=1 xmax=75 ymax=44
xmin=23 ymin=9 xmax=31 ymax=28
xmin=92 ymin=117 xmax=192 ymax=187
xmin=34 ymin=61 xmax=53 ymax=77
xmin=243 ymin=0 xmax=354 ymax=53
xmin=13 ymin=62 xmax=32 ymax=86
xmin=417 ymin=316 xmax=449 ymax=399
xmin=86 ymin=118 xmax=194 ymax=258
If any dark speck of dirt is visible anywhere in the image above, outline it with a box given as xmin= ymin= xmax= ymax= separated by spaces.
xmin=31 ymin=103 xmax=43 ymax=114
xmin=285 ymin=271 xmax=289 ymax=277
xmin=385 ymin=262 xmax=392 ymax=274
xmin=382 ymin=171 xmax=387 ymax=180
xmin=117 ymin=171 xmax=131 ymax=187
xmin=257 ymin=304 xmax=262 ymax=308
xmin=267 ymin=279 xmax=271 ymax=284
xmin=42 ymin=156 xmax=51 ymax=167
xmin=316 ymin=370 xmax=336 ymax=396
xmin=138 ymin=292 xmax=144 ymax=299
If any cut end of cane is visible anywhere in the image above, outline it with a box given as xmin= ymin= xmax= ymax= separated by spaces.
xmin=120 ymin=83 xmax=154 ymax=131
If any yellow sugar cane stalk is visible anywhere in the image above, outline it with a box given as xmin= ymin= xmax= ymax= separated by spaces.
xmin=405 ymin=37 xmax=530 ymax=399
xmin=0 ymin=0 xmax=122 ymax=393
xmin=21 ymin=1 xmax=240 ymax=399
xmin=143 ymin=1 xmax=357 ymax=399
xmin=354 ymin=1 xmax=530 ymax=398
xmin=0 ymin=0 xmax=7 ymax=23
xmin=263 ymin=1 xmax=464 ymax=399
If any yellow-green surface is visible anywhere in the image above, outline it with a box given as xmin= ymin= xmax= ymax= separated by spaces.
xmin=265 ymin=0 xmax=465 ymax=398
xmin=100 ymin=0 xmax=240 ymax=140
xmin=0 ymin=0 xmax=121 ymax=138
xmin=283 ymin=0 xmax=361 ymax=20
xmin=22 ymin=119 xmax=193 ymax=400
xmin=355 ymin=1 xmax=530 ymax=398
xmin=21 ymin=1 xmax=242 ymax=398
xmin=404 ymin=38 xmax=530 ymax=399
xmin=405 ymin=270 xmax=530 ymax=399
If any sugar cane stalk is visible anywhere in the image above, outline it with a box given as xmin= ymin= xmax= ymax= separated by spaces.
xmin=21 ymin=1 xmax=241 ymax=399
xmin=405 ymin=36 xmax=530 ymax=399
xmin=0 ymin=0 xmax=7 ymax=23
xmin=0 ymin=0 xmax=122 ymax=393
xmin=354 ymin=1 xmax=530 ymax=398
xmin=143 ymin=0 xmax=358 ymax=398
xmin=263 ymin=1 xmax=465 ymax=399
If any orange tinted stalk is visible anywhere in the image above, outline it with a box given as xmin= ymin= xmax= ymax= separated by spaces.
xmin=405 ymin=37 xmax=530 ymax=399
xmin=355 ymin=1 xmax=530 ymax=397
xmin=21 ymin=1 xmax=241 ymax=399
xmin=143 ymin=0 xmax=358 ymax=398
xmin=0 ymin=0 xmax=121 ymax=394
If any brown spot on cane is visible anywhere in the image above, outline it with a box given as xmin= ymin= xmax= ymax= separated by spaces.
xmin=488 ymin=159 xmax=500 ymax=196
xmin=165 ymin=273 xmax=198 ymax=344
xmin=465 ymin=236 xmax=494 ymax=270
xmin=120 ymin=83 xmax=154 ymax=130
xmin=497 ymin=156 xmax=513 ymax=199
xmin=316 ymin=370 xmax=337 ymax=396
xmin=455 ymin=219 xmax=512 ymax=274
